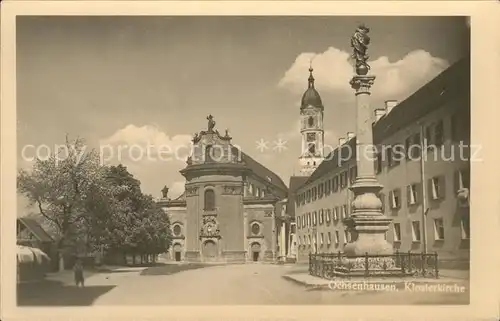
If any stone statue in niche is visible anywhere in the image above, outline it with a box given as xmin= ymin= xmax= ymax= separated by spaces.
xmin=200 ymin=215 xmax=220 ymax=237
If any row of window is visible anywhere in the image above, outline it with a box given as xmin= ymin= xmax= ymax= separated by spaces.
xmin=376 ymin=115 xmax=469 ymax=172
xmin=297 ymin=205 xmax=350 ymax=229
xmin=296 ymin=169 xmax=469 ymax=234
xmin=383 ymin=169 xmax=469 ymax=211
xmin=296 ymin=167 xmax=356 ymax=207
xmin=296 ymin=216 xmax=470 ymax=248
xmin=297 ymin=230 xmax=350 ymax=247
xmin=298 ymin=113 xmax=470 ymax=207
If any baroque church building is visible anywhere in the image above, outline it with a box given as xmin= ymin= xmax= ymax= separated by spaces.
xmin=157 ymin=115 xmax=288 ymax=263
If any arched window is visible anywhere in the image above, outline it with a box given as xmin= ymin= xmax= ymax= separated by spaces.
xmin=308 ymin=116 xmax=314 ymax=127
xmin=204 ymin=189 xmax=215 ymax=210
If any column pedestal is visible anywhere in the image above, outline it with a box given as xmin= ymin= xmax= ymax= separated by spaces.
xmin=344 ymin=75 xmax=393 ymax=257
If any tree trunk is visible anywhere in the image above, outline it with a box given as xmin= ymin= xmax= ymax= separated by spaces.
xmin=58 ymin=254 xmax=65 ymax=271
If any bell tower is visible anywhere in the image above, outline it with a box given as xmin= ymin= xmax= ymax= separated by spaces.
xmin=298 ymin=66 xmax=325 ymax=176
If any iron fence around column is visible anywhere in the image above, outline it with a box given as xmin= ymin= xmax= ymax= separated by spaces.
xmin=308 ymin=251 xmax=439 ymax=279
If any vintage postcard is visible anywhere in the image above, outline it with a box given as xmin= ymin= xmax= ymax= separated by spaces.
xmin=1 ymin=1 xmax=499 ymax=321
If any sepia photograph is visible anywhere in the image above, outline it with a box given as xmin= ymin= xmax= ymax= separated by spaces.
xmin=1 ymin=2 xmax=498 ymax=319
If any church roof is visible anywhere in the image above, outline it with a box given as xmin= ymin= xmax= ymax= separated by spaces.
xmin=301 ymin=67 xmax=323 ymax=110
xmin=301 ymin=56 xmax=469 ymax=188
xmin=286 ymin=176 xmax=309 ymax=218
xmin=232 ymin=147 xmax=288 ymax=193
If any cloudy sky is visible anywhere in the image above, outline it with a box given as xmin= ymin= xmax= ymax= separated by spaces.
xmin=17 ymin=16 xmax=470 ymax=206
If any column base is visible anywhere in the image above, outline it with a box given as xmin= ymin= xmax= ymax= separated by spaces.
xmin=344 ymin=216 xmax=393 ymax=257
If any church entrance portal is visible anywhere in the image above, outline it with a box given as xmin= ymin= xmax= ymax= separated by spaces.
xmin=173 ymin=243 xmax=182 ymax=262
xmin=202 ymin=240 xmax=217 ymax=261
xmin=251 ymin=242 xmax=261 ymax=262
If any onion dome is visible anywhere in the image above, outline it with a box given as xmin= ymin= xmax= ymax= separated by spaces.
xmin=300 ymin=67 xmax=324 ymax=110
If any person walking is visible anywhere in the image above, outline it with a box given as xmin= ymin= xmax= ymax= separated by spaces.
xmin=73 ymin=258 xmax=85 ymax=287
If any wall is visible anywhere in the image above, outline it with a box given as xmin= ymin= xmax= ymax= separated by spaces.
xmin=295 ymin=98 xmax=470 ymax=266
xmin=244 ymin=204 xmax=275 ymax=261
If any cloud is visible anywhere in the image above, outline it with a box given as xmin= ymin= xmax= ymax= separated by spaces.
xmin=278 ymin=48 xmax=449 ymax=102
xmin=98 ymin=125 xmax=191 ymax=197
xmin=169 ymin=181 xmax=185 ymax=200
xmin=99 ymin=124 xmax=192 ymax=165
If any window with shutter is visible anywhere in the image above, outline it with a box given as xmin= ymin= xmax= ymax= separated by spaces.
xmin=344 ymin=229 xmax=350 ymax=244
xmin=411 ymin=221 xmax=421 ymax=242
xmin=407 ymin=184 xmax=419 ymax=206
xmin=433 ymin=218 xmax=445 ymax=240
xmin=405 ymin=136 xmax=411 ymax=160
xmin=425 ymin=125 xmax=433 ymax=147
xmin=429 ymin=176 xmax=446 ymax=200
xmin=393 ymin=223 xmax=402 ymax=241
xmin=379 ymin=192 xmax=386 ymax=213
xmin=412 ymin=133 xmax=422 ymax=159
xmin=390 ymin=189 xmax=401 ymax=209
xmin=335 ymin=231 xmax=340 ymax=244
xmin=375 ymin=152 xmax=382 ymax=174
xmin=461 ymin=215 xmax=470 ymax=239
xmin=386 ymin=147 xmax=393 ymax=167
xmin=392 ymin=144 xmax=403 ymax=166
xmin=434 ymin=120 xmax=444 ymax=147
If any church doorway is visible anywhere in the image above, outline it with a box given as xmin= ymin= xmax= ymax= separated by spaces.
xmin=251 ymin=242 xmax=261 ymax=262
xmin=202 ymin=240 xmax=218 ymax=261
xmin=173 ymin=243 xmax=182 ymax=262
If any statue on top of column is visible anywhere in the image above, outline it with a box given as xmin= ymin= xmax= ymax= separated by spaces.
xmin=351 ymin=24 xmax=371 ymax=75
xmin=207 ymin=114 xmax=216 ymax=132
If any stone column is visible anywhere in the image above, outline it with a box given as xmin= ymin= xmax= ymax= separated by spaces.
xmin=280 ymin=221 xmax=286 ymax=257
xmin=343 ymin=24 xmax=393 ymax=257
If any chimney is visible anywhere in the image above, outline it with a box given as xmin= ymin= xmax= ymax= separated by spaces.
xmin=338 ymin=137 xmax=347 ymax=146
xmin=374 ymin=108 xmax=386 ymax=121
xmin=384 ymin=100 xmax=398 ymax=114
xmin=346 ymin=132 xmax=355 ymax=140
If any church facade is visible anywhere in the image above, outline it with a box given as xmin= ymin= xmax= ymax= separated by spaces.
xmin=157 ymin=116 xmax=288 ymax=263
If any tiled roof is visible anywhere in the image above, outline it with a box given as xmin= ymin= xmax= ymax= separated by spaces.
xmin=286 ymin=176 xmax=309 ymax=218
xmin=232 ymin=148 xmax=288 ymax=193
xmin=373 ymin=57 xmax=470 ymax=142
xmin=302 ymin=56 xmax=470 ymax=189
xmin=17 ymin=217 xmax=54 ymax=243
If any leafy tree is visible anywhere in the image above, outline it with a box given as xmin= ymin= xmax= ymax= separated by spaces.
xmin=18 ymin=137 xmax=173 ymax=268
xmin=17 ymin=137 xmax=106 ymax=270
xmin=100 ymin=166 xmax=172 ymax=264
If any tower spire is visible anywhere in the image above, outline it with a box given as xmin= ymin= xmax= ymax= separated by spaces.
xmin=308 ymin=58 xmax=315 ymax=88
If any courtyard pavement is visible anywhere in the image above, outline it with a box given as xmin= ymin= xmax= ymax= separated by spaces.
xmin=18 ymin=263 xmax=469 ymax=306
